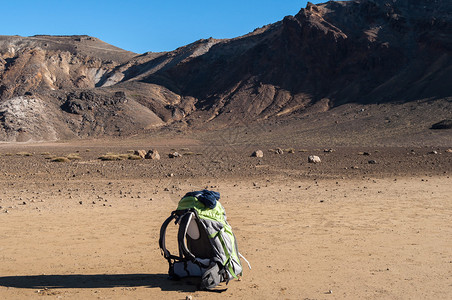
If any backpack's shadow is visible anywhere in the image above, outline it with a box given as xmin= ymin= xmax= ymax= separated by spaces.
xmin=0 ymin=274 xmax=200 ymax=292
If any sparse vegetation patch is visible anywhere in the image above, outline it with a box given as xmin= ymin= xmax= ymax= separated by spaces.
xmin=67 ymin=153 xmax=82 ymax=160
xmin=51 ymin=157 xmax=70 ymax=162
xmin=98 ymin=152 xmax=143 ymax=161
xmin=16 ymin=152 xmax=33 ymax=156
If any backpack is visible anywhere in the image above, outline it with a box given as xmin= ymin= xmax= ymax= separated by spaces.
xmin=159 ymin=190 xmax=250 ymax=291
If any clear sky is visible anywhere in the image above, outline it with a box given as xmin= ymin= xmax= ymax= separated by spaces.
xmin=1 ymin=0 xmax=323 ymax=54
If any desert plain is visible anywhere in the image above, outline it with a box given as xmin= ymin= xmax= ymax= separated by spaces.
xmin=0 ymin=111 xmax=451 ymax=300
xmin=0 ymin=0 xmax=451 ymax=298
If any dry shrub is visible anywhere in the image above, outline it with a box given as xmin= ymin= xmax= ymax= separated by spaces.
xmin=16 ymin=152 xmax=33 ymax=156
xmin=67 ymin=153 xmax=81 ymax=160
xmin=99 ymin=154 xmax=123 ymax=161
xmin=128 ymin=154 xmax=142 ymax=160
xmin=51 ymin=157 xmax=70 ymax=162
xmin=99 ymin=152 xmax=143 ymax=161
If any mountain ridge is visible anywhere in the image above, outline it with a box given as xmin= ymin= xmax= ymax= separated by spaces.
xmin=0 ymin=0 xmax=451 ymax=142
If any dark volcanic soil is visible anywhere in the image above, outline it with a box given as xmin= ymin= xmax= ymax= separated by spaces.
xmin=1 ymin=142 xmax=450 ymax=183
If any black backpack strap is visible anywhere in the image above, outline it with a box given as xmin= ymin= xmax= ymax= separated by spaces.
xmin=159 ymin=211 xmax=181 ymax=262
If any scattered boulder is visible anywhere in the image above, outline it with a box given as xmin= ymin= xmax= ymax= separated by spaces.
xmin=134 ymin=150 xmax=146 ymax=158
xmin=431 ymin=119 xmax=452 ymax=130
xmin=169 ymin=152 xmax=182 ymax=158
xmin=251 ymin=150 xmax=264 ymax=158
xmin=308 ymin=155 xmax=321 ymax=163
xmin=275 ymin=148 xmax=284 ymax=154
xmin=145 ymin=149 xmax=160 ymax=160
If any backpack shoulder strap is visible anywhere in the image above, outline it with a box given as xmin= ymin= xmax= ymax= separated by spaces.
xmin=159 ymin=211 xmax=180 ymax=262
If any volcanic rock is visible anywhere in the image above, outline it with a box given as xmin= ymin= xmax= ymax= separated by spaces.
xmin=251 ymin=150 xmax=264 ymax=158
xmin=431 ymin=120 xmax=452 ymax=130
xmin=134 ymin=150 xmax=146 ymax=158
xmin=169 ymin=152 xmax=182 ymax=158
xmin=308 ymin=155 xmax=321 ymax=163
xmin=145 ymin=150 xmax=160 ymax=160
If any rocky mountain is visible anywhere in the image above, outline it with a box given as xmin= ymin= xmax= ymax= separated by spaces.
xmin=0 ymin=0 xmax=451 ymax=141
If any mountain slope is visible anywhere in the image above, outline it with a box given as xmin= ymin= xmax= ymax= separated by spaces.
xmin=132 ymin=0 xmax=451 ymax=124
xmin=0 ymin=0 xmax=451 ymax=141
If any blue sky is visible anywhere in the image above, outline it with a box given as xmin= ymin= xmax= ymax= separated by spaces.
xmin=1 ymin=0 xmax=323 ymax=54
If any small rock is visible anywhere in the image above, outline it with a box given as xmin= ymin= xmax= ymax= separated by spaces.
xmin=134 ymin=150 xmax=146 ymax=158
xmin=428 ymin=150 xmax=438 ymax=155
xmin=186 ymin=296 xmax=193 ymax=300
xmin=308 ymin=155 xmax=321 ymax=163
xmin=368 ymin=160 xmax=377 ymax=164
xmin=324 ymin=148 xmax=334 ymax=153
xmin=446 ymin=149 xmax=452 ymax=153
xmin=145 ymin=149 xmax=160 ymax=160
xmin=169 ymin=152 xmax=182 ymax=158
xmin=431 ymin=119 xmax=452 ymax=129
xmin=251 ymin=150 xmax=264 ymax=158
xmin=275 ymin=148 xmax=284 ymax=154
xmin=79 ymin=201 xmax=83 ymax=205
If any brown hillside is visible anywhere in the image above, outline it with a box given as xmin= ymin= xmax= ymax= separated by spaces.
xmin=0 ymin=0 xmax=451 ymax=142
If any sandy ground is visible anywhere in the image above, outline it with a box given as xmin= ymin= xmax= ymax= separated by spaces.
xmin=0 ymin=143 xmax=451 ymax=299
